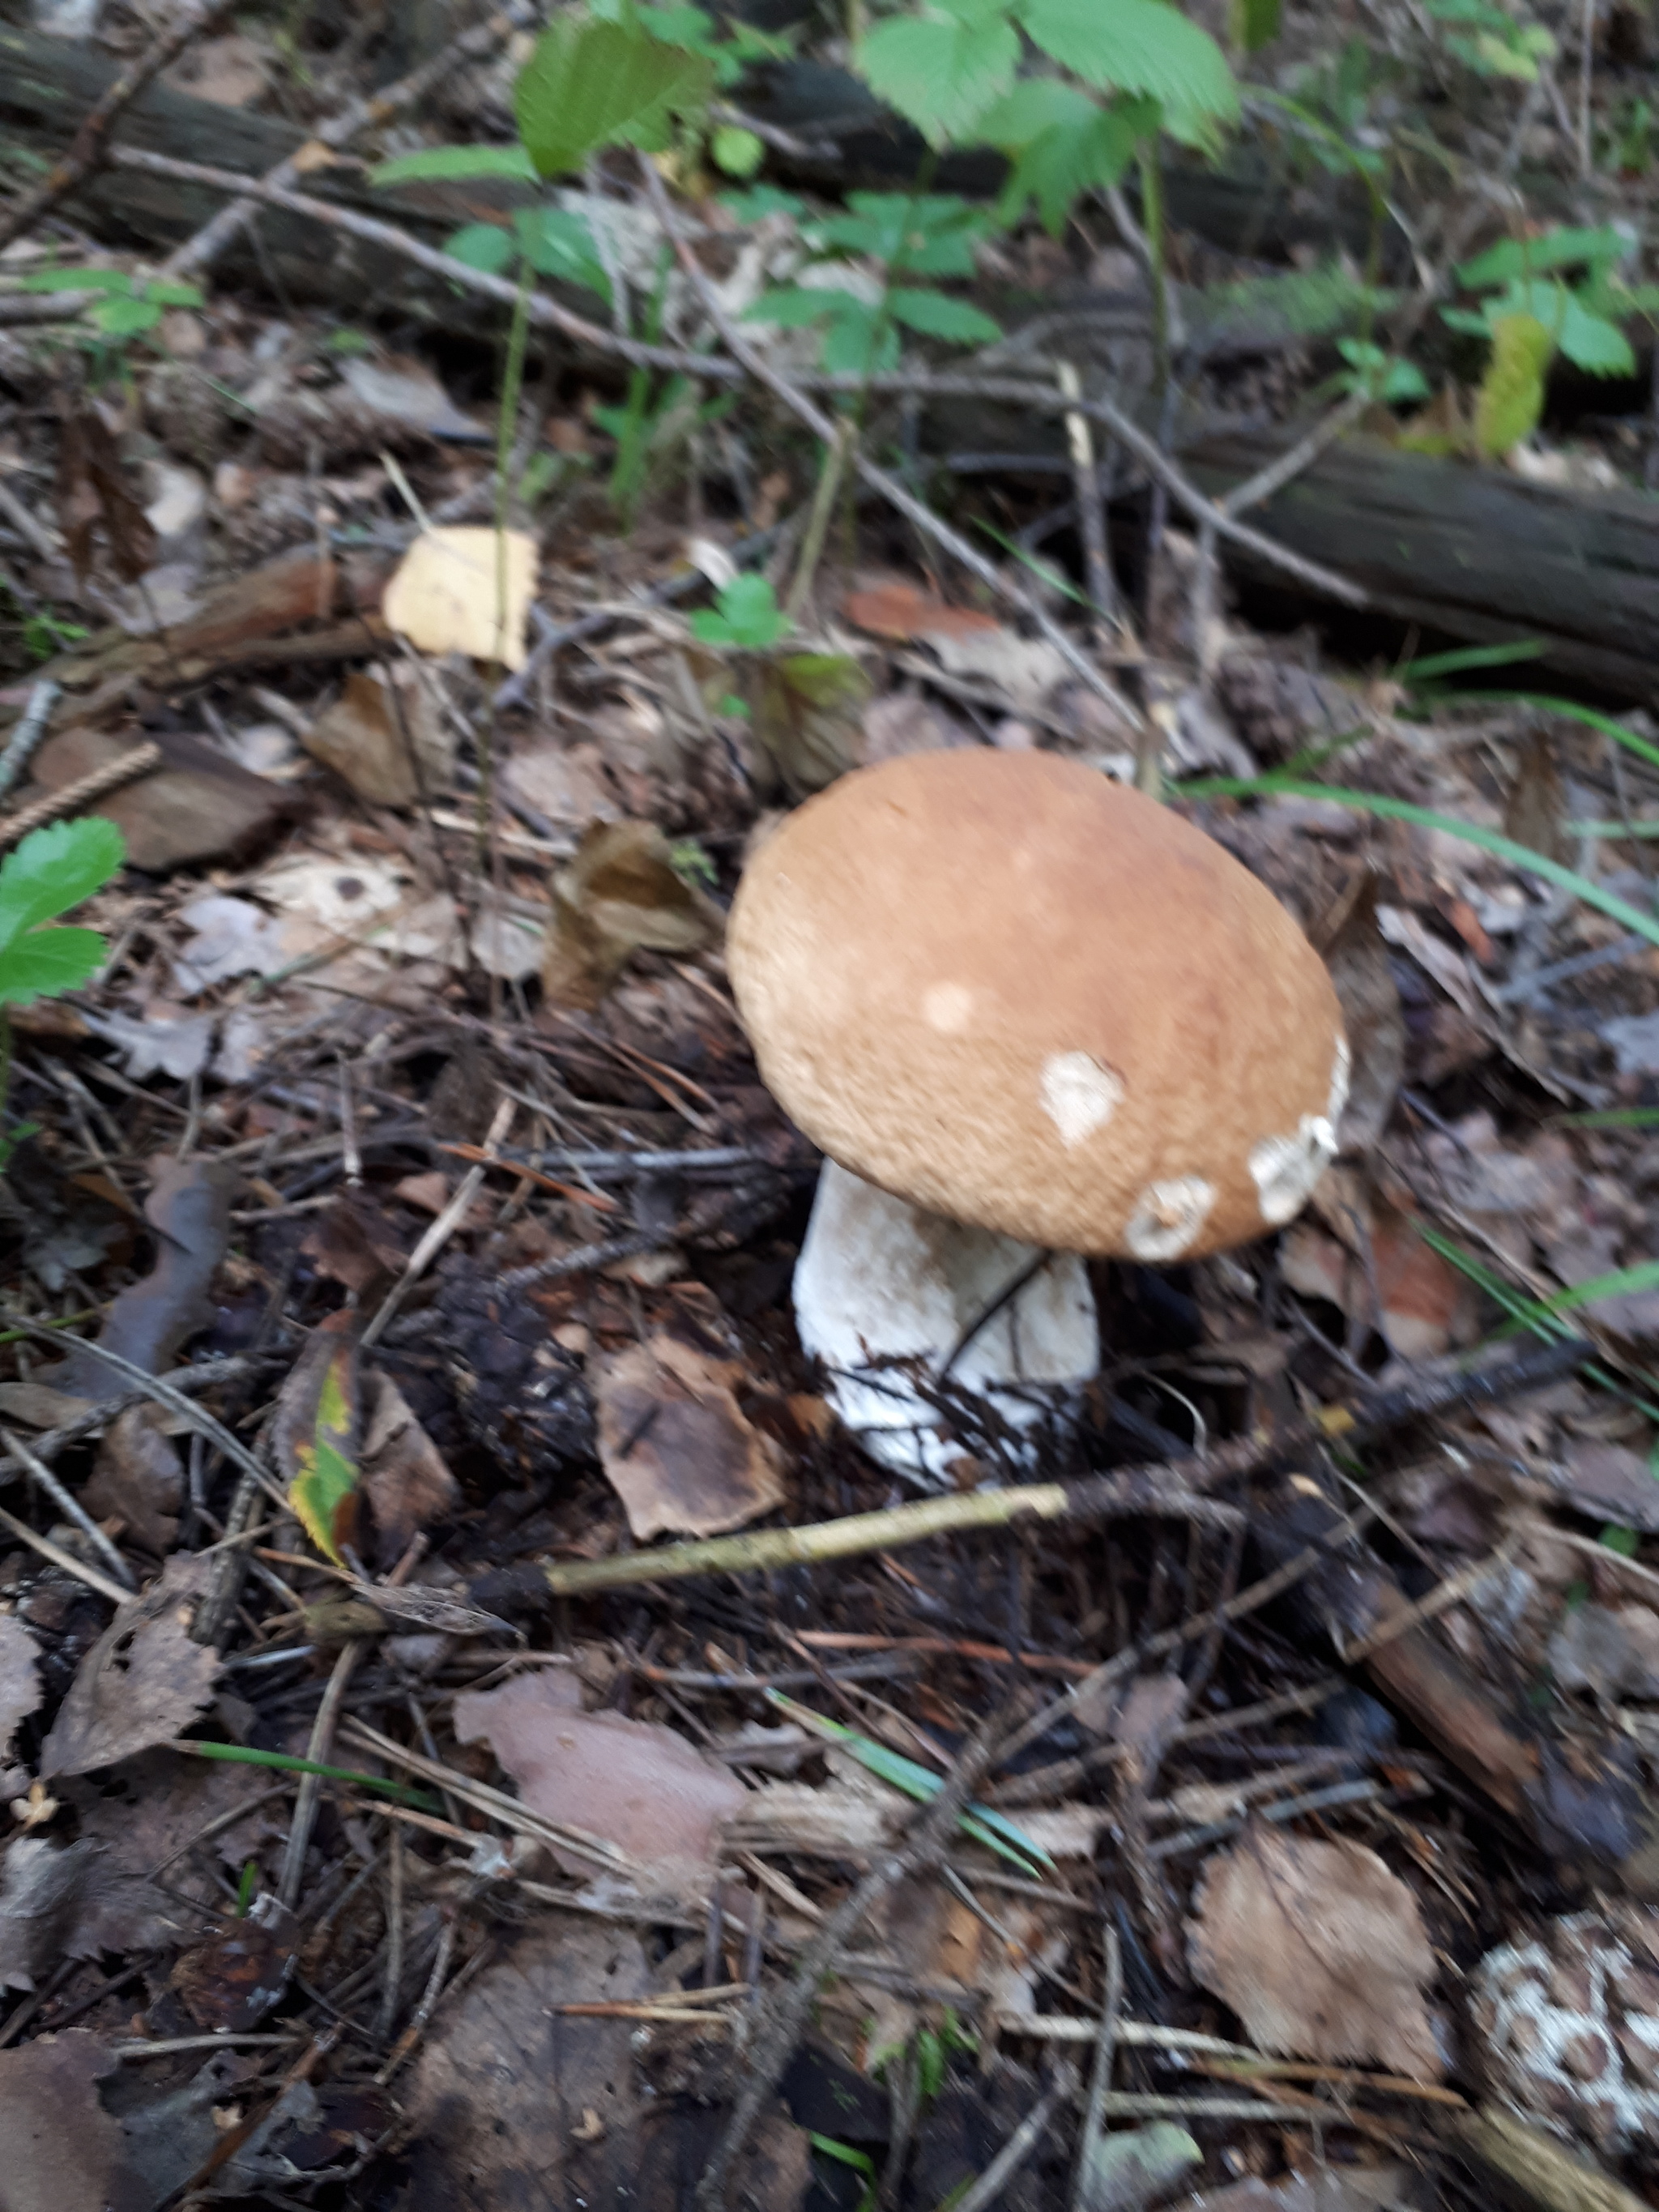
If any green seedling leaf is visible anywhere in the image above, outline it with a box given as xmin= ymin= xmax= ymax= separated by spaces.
xmin=445 ymin=220 xmax=518 ymax=275
xmin=1603 ymin=1525 xmax=1642 ymax=1557
xmin=13 ymin=266 xmax=141 ymax=295
xmin=711 ymin=124 xmax=764 ymax=177
xmin=719 ymin=183 xmax=808 ymax=221
xmin=288 ymin=1337 xmax=360 ymax=1567
xmin=856 ymin=4 xmax=1020 ymax=147
xmin=808 ymin=2137 xmax=878 ymax=2212
xmin=689 ymin=571 xmax=790 ymax=648
xmin=887 ymin=287 xmax=1001 ymax=343
xmin=372 ymin=143 xmax=538 ymax=186
xmin=0 ymin=928 xmax=108 ymax=1008
xmin=768 ymin=1692 xmax=1052 ymax=1876
xmin=517 ymin=207 xmax=612 ymax=297
xmin=1456 ymin=224 xmax=1631 ymax=290
xmin=514 ymin=16 xmax=713 ymax=178
xmin=1019 ymin=0 xmax=1239 ymax=144
xmin=0 ymin=818 xmax=126 ymax=947
xmin=92 ymin=294 xmax=163 ymax=338
xmin=981 ymin=82 xmax=1143 ymax=233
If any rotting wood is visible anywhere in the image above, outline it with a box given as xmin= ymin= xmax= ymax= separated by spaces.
xmin=1185 ymin=426 xmax=1659 ymax=701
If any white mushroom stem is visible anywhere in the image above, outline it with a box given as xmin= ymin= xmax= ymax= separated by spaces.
xmin=793 ymin=1161 xmax=1101 ymax=1488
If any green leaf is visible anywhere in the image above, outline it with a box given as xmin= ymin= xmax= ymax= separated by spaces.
xmin=719 ymin=183 xmax=807 ymax=221
xmin=513 ymin=17 xmax=714 ymax=178
xmin=12 ymin=267 xmax=139 ymax=295
xmin=92 ymin=295 xmax=162 ymax=336
xmin=173 ymin=1738 xmax=441 ymax=1810
xmin=0 ymin=818 xmax=126 ymax=948
xmin=1017 ymin=0 xmax=1239 ymax=143
xmin=1602 ymin=1525 xmax=1642 ymax=1557
xmin=0 ymin=928 xmax=107 ymax=1007
xmin=855 ymin=9 xmax=1020 ymax=147
xmin=887 ymin=286 xmax=1001 ymax=342
xmin=711 ymin=123 xmax=764 ymax=177
xmin=690 ymin=571 xmax=789 ymax=647
xmin=1473 ymin=312 xmax=1552 ymax=455
xmin=981 ymin=83 xmax=1141 ymax=233
xmin=743 ymin=284 xmax=871 ymax=328
xmin=372 ymin=143 xmax=538 ymax=186
xmin=1456 ymin=224 xmax=1630 ymax=291
xmin=445 ymin=221 xmax=518 ymax=275
xmin=1558 ymin=293 xmax=1636 ymax=376
xmin=1232 ymin=0 xmax=1281 ymax=49
xmin=289 ymin=1343 xmax=360 ymax=1568
xmin=516 ymin=207 xmax=612 ymax=298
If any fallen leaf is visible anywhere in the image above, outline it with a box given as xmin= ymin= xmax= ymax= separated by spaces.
xmin=83 ymin=1007 xmax=215 ymax=1083
xmin=1188 ymin=1823 xmax=1440 ymax=2080
xmin=1077 ymin=2121 xmax=1201 ymax=2212
xmin=171 ymin=1892 xmax=299 ymax=2031
xmin=27 ymin=728 xmax=296 ymax=871
xmin=594 ymin=1332 xmax=786 ymax=1539
xmin=1550 ymin=1441 xmax=1659 ymax=1532
xmin=170 ymin=894 xmax=292 ymax=993
xmin=301 ymin=1194 xmax=407 ymax=1296
xmin=501 ymin=738 xmax=620 ymax=835
xmin=925 ymin=627 xmax=1069 ymax=716
xmin=383 ymin=526 xmax=537 ymax=668
xmin=105 ymin=2048 xmax=258 ymax=2210
xmin=83 ymin=1404 xmax=183 ymax=1554
xmin=57 ymin=395 xmax=156 ymax=586
xmin=1311 ymin=873 xmax=1403 ymax=1156
xmin=360 ymin=1370 xmax=461 ymax=1562
xmin=271 ymin=1314 xmax=361 ymax=1569
xmin=53 ymin=1157 xmax=235 ymax=1401
xmin=469 ymin=891 xmax=545 ymax=982
xmin=339 ymin=356 xmax=490 ymax=443
xmin=842 ymin=579 xmax=1001 ymax=642
xmin=0 ymin=1619 xmax=41 ymax=1797
xmin=1602 ymin=1009 xmax=1659 ymax=1078
xmin=859 ymin=690 xmax=974 ymax=765
xmin=302 ymin=664 xmax=454 ymax=807
xmin=0 ymin=1837 xmax=96 ymax=1988
xmin=1282 ymin=1199 xmax=1478 ymax=1360
xmin=453 ymin=1671 xmax=747 ymax=1890
xmin=41 ymin=1555 xmax=221 ymax=1777
xmin=541 ymin=818 xmax=722 ymax=1010
xmin=165 ymin=29 xmax=269 ymax=105
xmin=746 ymin=650 xmax=871 ymax=798
xmin=1190 ymin=2171 xmax=1411 ymax=2212
xmin=0 ymin=2031 xmax=147 ymax=2212
xmin=1503 ymin=731 xmax=1567 ymax=864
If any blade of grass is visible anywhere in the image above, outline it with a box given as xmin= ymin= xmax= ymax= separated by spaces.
xmin=1398 ymin=639 xmax=1545 ymax=683
xmin=1550 ymin=1108 xmax=1659 ymax=1129
xmin=172 ymin=1737 xmax=441 ymax=1810
xmin=1175 ymin=776 xmax=1659 ymax=954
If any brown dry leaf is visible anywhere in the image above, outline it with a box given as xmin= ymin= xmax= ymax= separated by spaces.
xmin=594 ymin=1333 xmax=786 ymax=1540
xmin=842 ymin=579 xmax=1000 ymax=642
xmin=165 ymin=30 xmax=270 ymax=105
xmin=453 ymin=1671 xmax=746 ymax=1890
xmin=502 ymin=739 xmax=620 ymax=835
xmin=171 ymin=1893 xmax=299 ymax=2031
xmin=382 ymin=526 xmax=536 ymax=669
xmin=0 ymin=2031 xmax=147 ymax=2212
xmin=83 ymin=1405 xmax=183 ymax=1555
xmin=53 ymin=1158 xmax=235 ymax=1401
xmin=0 ymin=1617 xmax=41 ymax=1791
xmin=28 ymin=725 xmax=296 ymax=871
xmin=745 ymin=651 xmax=872 ymax=800
xmin=1550 ymin=1441 xmax=1659 ymax=1532
xmin=1311 ymin=873 xmax=1404 ymax=1156
xmin=0 ymin=1838 xmax=97 ymax=1989
xmin=1188 ymin=1823 xmax=1441 ymax=2080
xmin=302 ymin=664 xmax=454 ymax=806
xmin=41 ymin=1556 xmax=221 ymax=1778
xmin=301 ymin=1194 xmax=407 ymax=1296
xmin=923 ymin=627 xmax=1069 ymax=716
xmin=339 ymin=357 xmax=490 ymax=442
xmin=541 ymin=818 xmax=722 ymax=1010
xmin=57 ymin=395 xmax=157 ymax=586
xmin=1282 ymin=1197 xmax=1478 ymax=1360
xmin=1504 ymin=730 xmax=1567 ymax=863
xmin=360 ymin=1371 xmax=461 ymax=1561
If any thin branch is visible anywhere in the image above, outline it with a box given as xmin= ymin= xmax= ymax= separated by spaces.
xmin=0 ymin=0 xmax=234 ymax=256
xmin=106 ymin=146 xmax=1363 ymax=613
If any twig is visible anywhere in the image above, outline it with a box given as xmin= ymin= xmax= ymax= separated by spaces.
xmin=0 ymin=1497 xmax=129 ymax=1603
xmin=1071 ymin=1925 xmax=1123 ymax=2212
xmin=0 ymin=1424 xmax=134 ymax=1591
xmin=0 ymin=682 xmax=60 ymax=801
xmin=160 ymin=3 xmax=523 ymax=280
xmin=0 ymin=741 xmax=161 ymax=852
xmin=1056 ymin=360 xmax=1116 ymax=634
xmin=0 ymin=293 xmax=98 ymax=328
xmin=693 ymin=1695 xmax=1026 ymax=2210
xmin=542 ymin=1449 xmax=1249 ymax=1600
xmin=361 ymin=1094 xmax=513 ymax=1347
xmin=107 ymin=147 xmax=1363 ymax=611
xmin=635 ymin=156 xmax=1145 ymax=731
xmin=0 ymin=0 xmax=234 ymax=255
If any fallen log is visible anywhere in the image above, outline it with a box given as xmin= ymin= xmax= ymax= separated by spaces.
xmin=1184 ymin=427 xmax=1659 ymax=703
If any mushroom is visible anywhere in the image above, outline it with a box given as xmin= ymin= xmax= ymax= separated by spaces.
xmin=727 ymin=750 xmax=1349 ymax=1483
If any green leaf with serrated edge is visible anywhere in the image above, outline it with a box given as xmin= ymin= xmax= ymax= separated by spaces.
xmin=0 ymin=818 xmax=125 ymax=950
xmin=887 ymin=287 xmax=1000 ymax=343
xmin=0 ymin=929 xmax=107 ymax=1008
xmin=1473 ymin=312 xmax=1551 ymax=455
xmin=1017 ymin=0 xmax=1238 ymax=143
xmin=1456 ymin=224 xmax=1629 ymax=290
xmin=445 ymin=221 xmax=517 ymax=275
xmin=855 ymin=11 xmax=1019 ymax=147
xmin=289 ymin=1344 xmax=360 ymax=1567
xmin=982 ymin=82 xmax=1141 ymax=232
xmin=743 ymin=284 xmax=867 ymax=327
xmin=513 ymin=18 xmax=712 ymax=178
xmin=372 ymin=143 xmax=537 ymax=186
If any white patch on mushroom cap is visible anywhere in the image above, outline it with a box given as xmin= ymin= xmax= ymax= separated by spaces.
xmin=922 ymin=981 xmax=975 ymax=1035
xmin=1327 ymin=1034 xmax=1352 ymax=1129
xmin=1039 ymin=1051 xmax=1125 ymax=1149
xmin=1249 ymin=1114 xmax=1339 ymax=1228
xmin=1124 ymin=1176 xmax=1216 ymax=1262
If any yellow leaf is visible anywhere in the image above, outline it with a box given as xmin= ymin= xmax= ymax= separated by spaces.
xmin=382 ymin=526 xmax=538 ymax=669
xmin=288 ymin=1339 xmax=362 ymax=1566
xmin=1473 ymin=313 xmax=1552 ymax=459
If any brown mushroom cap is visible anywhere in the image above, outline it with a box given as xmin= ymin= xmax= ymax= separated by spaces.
xmin=727 ymin=750 xmax=1348 ymax=1259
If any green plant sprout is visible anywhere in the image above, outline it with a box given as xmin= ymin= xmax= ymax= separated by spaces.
xmin=11 ymin=264 xmax=204 ymax=344
xmin=689 ymin=571 xmax=791 ymax=648
xmin=0 ymin=817 xmax=125 ymax=1168
xmin=1423 ymin=0 xmax=1555 ymax=82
